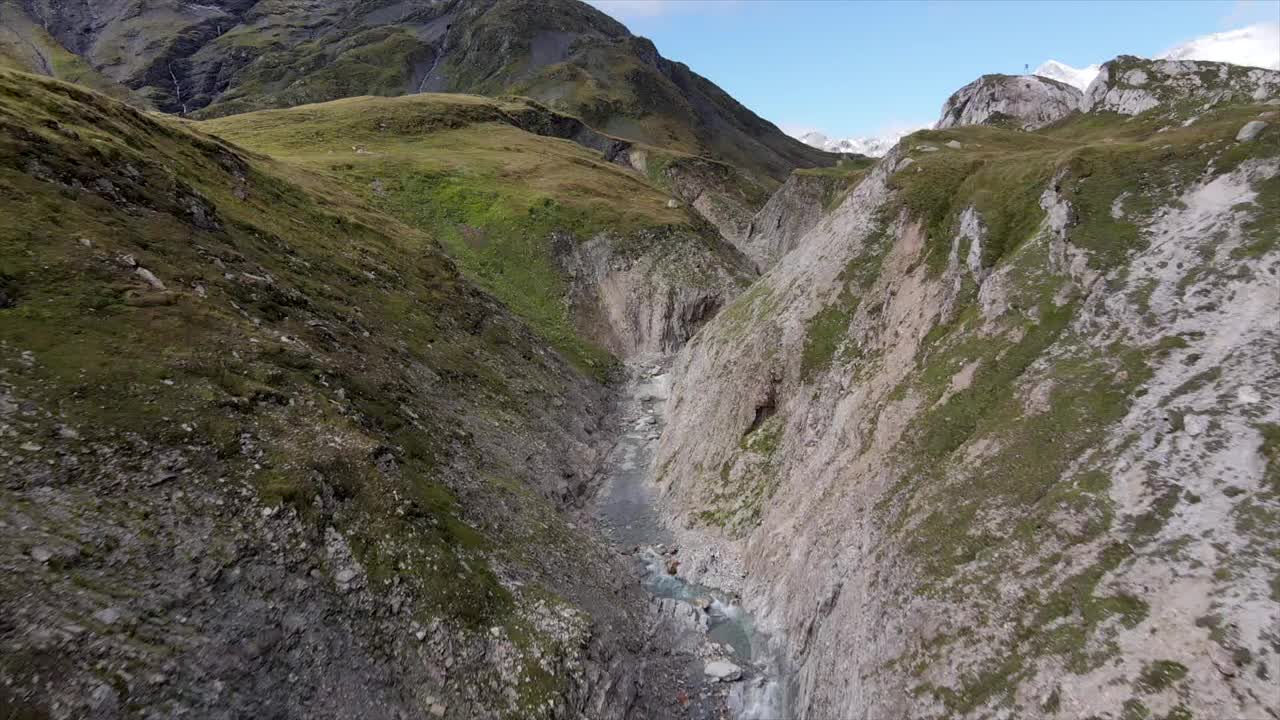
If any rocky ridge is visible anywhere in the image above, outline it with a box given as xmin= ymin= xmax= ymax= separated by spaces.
xmin=1083 ymin=54 xmax=1280 ymax=116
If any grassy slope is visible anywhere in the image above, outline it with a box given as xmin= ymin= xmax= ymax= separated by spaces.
xmin=887 ymin=106 xmax=1279 ymax=274
xmin=0 ymin=68 xmax=618 ymax=713
xmin=200 ymin=92 xmax=727 ymax=372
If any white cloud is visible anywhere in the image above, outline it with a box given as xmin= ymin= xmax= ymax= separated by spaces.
xmin=1157 ymin=22 xmax=1280 ymax=69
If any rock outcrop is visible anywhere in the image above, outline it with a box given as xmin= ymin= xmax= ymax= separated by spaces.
xmin=622 ymin=147 xmax=771 ymax=257
xmin=1083 ymin=55 xmax=1280 ymax=116
xmin=741 ymin=169 xmax=867 ymax=270
xmin=556 ymin=227 xmax=753 ymax=358
xmin=936 ymin=73 xmax=1083 ymax=130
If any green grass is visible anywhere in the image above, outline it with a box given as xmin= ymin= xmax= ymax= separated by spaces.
xmin=800 ymin=301 xmax=858 ymax=382
xmin=201 ymin=92 xmax=745 ymax=375
xmin=1137 ymin=660 xmax=1189 ymax=693
xmin=1259 ymin=423 xmax=1280 ymax=493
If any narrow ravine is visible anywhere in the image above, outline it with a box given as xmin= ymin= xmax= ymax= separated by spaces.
xmin=593 ymin=361 xmax=788 ymax=720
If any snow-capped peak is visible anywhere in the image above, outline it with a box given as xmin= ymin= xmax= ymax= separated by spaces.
xmin=1033 ymin=60 xmax=1101 ymax=91
xmin=1156 ymin=22 xmax=1280 ymax=70
xmin=792 ymin=126 xmax=925 ymax=158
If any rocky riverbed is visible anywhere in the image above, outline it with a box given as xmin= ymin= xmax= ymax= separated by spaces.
xmin=592 ymin=361 xmax=789 ymax=720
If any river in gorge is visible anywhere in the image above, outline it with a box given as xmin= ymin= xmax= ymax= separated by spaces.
xmin=592 ymin=362 xmax=789 ymax=720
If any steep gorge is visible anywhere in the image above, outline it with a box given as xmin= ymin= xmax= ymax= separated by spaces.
xmin=2 ymin=8 xmax=1280 ymax=720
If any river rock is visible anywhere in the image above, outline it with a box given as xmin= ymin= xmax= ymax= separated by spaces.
xmin=93 ymin=607 xmax=122 ymax=625
xmin=704 ymin=660 xmax=742 ymax=682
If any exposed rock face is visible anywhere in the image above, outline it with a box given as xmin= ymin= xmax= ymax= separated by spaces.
xmin=742 ymin=170 xmax=864 ymax=270
xmin=936 ymin=73 xmax=1082 ymax=129
xmin=655 ymin=86 xmax=1280 ymax=719
xmin=556 ymin=227 xmax=753 ymax=358
xmin=1082 ymin=55 xmax=1280 ymax=116
xmin=622 ymin=147 xmax=770 ymax=256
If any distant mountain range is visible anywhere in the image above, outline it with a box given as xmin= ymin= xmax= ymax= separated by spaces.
xmin=1032 ymin=59 xmax=1103 ymax=91
xmin=791 ymin=127 xmax=925 ymax=158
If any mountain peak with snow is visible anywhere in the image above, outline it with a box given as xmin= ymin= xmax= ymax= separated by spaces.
xmin=792 ymin=127 xmax=925 ymax=158
xmin=1034 ymin=60 xmax=1102 ymax=91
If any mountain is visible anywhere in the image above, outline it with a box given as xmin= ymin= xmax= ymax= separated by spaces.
xmin=200 ymin=91 xmax=755 ymax=362
xmin=1033 ymin=59 xmax=1101 ymax=91
xmin=936 ymin=73 xmax=1082 ymax=130
xmin=1083 ymin=54 xmax=1280 ymax=116
xmin=3 ymin=5 xmax=1280 ymax=718
xmin=654 ymin=56 xmax=1280 ymax=720
xmin=794 ymin=129 xmax=910 ymax=158
xmin=0 ymin=0 xmax=834 ymax=185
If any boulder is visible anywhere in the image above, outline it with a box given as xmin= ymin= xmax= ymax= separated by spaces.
xmin=1237 ymin=120 xmax=1268 ymax=141
xmin=704 ymin=660 xmax=742 ymax=682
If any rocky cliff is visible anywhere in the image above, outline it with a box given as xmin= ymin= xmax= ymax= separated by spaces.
xmin=556 ymin=226 xmax=751 ymax=358
xmin=937 ymin=73 xmax=1083 ymax=130
xmin=741 ymin=164 xmax=873 ymax=270
xmin=655 ymin=58 xmax=1280 ymax=719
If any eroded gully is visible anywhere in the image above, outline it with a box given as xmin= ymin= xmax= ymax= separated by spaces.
xmin=592 ymin=360 xmax=789 ymax=720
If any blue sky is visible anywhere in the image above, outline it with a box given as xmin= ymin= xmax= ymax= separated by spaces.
xmin=588 ymin=0 xmax=1280 ymax=138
